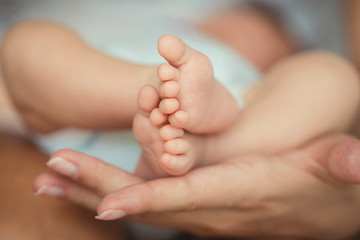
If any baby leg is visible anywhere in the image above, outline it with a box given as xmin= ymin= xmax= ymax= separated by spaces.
xmin=0 ymin=21 xmax=159 ymax=133
xmin=207 ymin=52 xmax=360 ymax=160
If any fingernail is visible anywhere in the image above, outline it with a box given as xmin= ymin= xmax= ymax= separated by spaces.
xmin=95 ymin=209 xmax=127 ymax=220
xmin=47 ymin=157 xmax=78 ymax=179
xmin=35 ymin=185 xmax=64 ymax=198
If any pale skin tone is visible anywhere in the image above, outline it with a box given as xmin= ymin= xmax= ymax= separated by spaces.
xmin=2 ymin=20 xmax=359 ymax=180
xmin=0 ymin=21 xmax=158 ymax=132
xmin=2 ymin=2 xmax=360 ymax=239
xmin=34 ymin=134 xmax=360 ymax=239
xmin=12 ymin=131 xmax=360 ymax=239
xmin=133 ymin=35 xmax=360 ymax=178
xmin=0 ymin=6 xmax=293 ymax=133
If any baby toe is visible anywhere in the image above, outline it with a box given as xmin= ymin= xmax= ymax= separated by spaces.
xmin=168 ymin=110 xmax=189 ymax=128
xmin=158 ymin=64 xmax=179 ymax=82
xmin=137 ymin=85 xmax=160 ymax=113
xmin=159 ymin=98 xmax=179 ymax=114
xmin=159 ymin=124 xmax=184 ymax=140
xmin=164 ymin=138 xmax=189 ymax=155
xmin=160 ymin=153 xmax=191 ymax=176
xmin=149 ymin=108 xmax=167 ymax=126
xmin=159 ymin=81 xmax=180 ymax=98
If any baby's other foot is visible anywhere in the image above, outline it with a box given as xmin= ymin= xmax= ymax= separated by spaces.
xmin=157 ymin=35 xmax=238 ymax=134
xmin=133 ymin=85 xmax=205 ymax=179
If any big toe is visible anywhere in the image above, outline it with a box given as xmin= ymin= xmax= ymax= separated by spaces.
xmin=138 ymin=85 xmax=160 ymax=114
xmin=158 ymin=35 xmax=191 ymax=67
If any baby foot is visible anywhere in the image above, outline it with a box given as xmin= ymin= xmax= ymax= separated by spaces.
xmin=133 ymin=85 xmax=206 ymax=179
xmin=157 ymin=35 xmax=238 ymax=134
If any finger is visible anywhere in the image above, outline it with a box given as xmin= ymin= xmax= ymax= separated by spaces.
xmin=326 ymin=137 xmax=360 ymax=184
xmin=33 ymin=172 xmax=101 ymax=210
xmin=96 ymin=157 xmax=268 ymax=220
xmin=47 ymin=149 xmax=143 ymax=195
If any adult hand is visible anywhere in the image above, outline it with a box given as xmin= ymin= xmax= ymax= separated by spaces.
xmin=34 ymin=134 xmax=360 ymax=239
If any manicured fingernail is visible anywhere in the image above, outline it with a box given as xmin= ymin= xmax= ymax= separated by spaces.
xmin=47 ymin=157 xmax=78 ymax=179
xmin=35 ymin=185 xmax=64 ymax=198
xmin=95 ymin=209 xmax=127 ymax=220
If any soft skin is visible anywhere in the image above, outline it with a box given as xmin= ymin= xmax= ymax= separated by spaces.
xmin=34 ymin=134 xmax=360 ymax=239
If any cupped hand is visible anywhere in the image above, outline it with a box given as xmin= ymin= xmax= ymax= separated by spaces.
xmin=33 ymin=134 xmax=360 ymax=239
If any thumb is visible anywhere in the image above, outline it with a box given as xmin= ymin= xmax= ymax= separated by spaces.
xmin=95 ymin=157 xmax=267 ymax=220
xmin=326 ymin=137 xmax=360 ymax=183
